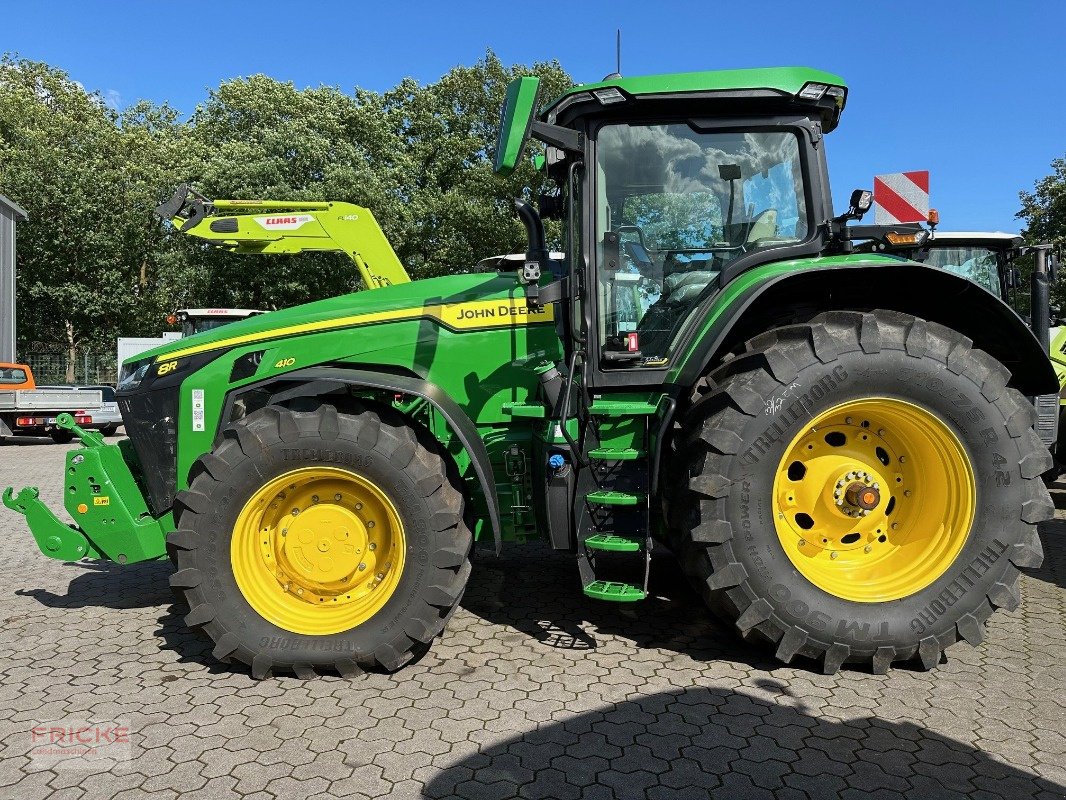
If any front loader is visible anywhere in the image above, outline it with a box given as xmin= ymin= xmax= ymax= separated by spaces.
xmin=5 ymin=67 xmax=1056 ymax=678
xmin=155 ymin=184 xmax=411 ymax=290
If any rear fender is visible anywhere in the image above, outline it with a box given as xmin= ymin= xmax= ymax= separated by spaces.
xmin=680 ymin=262 xmax=1057 ymax=397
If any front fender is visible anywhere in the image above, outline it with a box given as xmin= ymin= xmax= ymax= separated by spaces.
xmin=224 ymin=366 xmax=502 ymax=554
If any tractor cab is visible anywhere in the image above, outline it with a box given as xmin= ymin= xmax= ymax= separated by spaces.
xmin=496 ymin=68 xmax=849 ymax=386
xmin=168 ymin=308 xmax=267 ymax=338
xmin=861 ymin=230 xmax=1025 ymax=301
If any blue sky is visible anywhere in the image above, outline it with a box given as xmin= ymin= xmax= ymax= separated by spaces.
xmin=5 ymin=1 xmax=1064 ymax=232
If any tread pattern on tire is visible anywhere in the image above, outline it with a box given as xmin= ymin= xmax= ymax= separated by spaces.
xmin=669 ymin=309 xmax=1053 ymax=674
xmin=166 ymin=402 xmax=472 ymax=679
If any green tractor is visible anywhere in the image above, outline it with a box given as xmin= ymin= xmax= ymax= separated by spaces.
xmin=4 ymin=67 xmax=1055 ymax=677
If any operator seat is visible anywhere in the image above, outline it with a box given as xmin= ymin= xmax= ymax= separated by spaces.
xmin=745 ymin=208 xmax=778 ymax=245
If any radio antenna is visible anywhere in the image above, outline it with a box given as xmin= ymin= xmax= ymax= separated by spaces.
xmin=616 ymin=29 xmax=622 ymax=76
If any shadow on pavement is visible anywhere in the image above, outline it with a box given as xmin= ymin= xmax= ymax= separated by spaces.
xmin=461 ymin=543 xmax=785 ymax=674
xmin=423 ymin=685 xmax=1065 ymax=800
xmin=1029 ymin=518 xmax=1066 ymax=591
xmin=15 ymin=559 xmax=173 ymax=609
xmin=0 ymin=435 xmax=60 ymax=446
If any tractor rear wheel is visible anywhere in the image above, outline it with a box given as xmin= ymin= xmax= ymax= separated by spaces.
xmin=168 ymin=403 xmax=472 ymax=679
xmin=670 ymin=310 xmax=1052 ymax=674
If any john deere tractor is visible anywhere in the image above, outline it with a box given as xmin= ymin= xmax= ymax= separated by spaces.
xmin=4 ymin=67 xmax=1055 ymax=678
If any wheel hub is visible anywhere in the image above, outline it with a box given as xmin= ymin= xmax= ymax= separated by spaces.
xmin=279 ymin=505 xmax=369 ymax=586
xmin=832 ymin=470 xmax=881 ymax=517
xmin=772 ymin=398 xmax=975 ymax=602
xmin=232 ymin=467 xmax=405 ymax=635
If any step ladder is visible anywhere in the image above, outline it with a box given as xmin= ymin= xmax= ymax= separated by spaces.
xmin=577 ymin=398 xmax=657 ymax=602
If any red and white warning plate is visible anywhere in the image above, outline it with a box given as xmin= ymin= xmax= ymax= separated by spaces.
xmin=873 ymin=171 xmax=929 ymax=225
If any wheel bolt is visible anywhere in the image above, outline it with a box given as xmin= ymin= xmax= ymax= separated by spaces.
xmin=799 ymin=539 xmax=806 ymax=547
xmin=864 ymin=544 xmax=872 ymax=553
xmin=291 ymin=508 xmax=299 ymax=516
xmin=335 ymin=493 xmax=342 ymax=501
xmin=877 ymin=429 xmax=885 ymax=437
xmin=904 ymin=490 xmax=912 ymax=497
xmin=296 ymin=587 xmax=304 ymax=596
xmin=376 ymin=573 xmax=384 ymax=580
xmin=312 ymin=495 xmax=319 ymax=504
xmin=367 ymin=521 xmax=375 ymax=528
xmin=358 ymin=563 xmax=366 ymax=571
xmin=355 ymin=503 xmax=363 ymax=510
xmin=845 ymin=417 xmax=853 ymax=425
xmin=830 ymin=552 xmax=838 ymax=559
xmin=899 ymin=456 xmax=906 ymax=463
xmin=369 ymin=543 xmax=377 ymax=551
xmin=282 ymin=529 xmax=287 ymax=537
xmin=891 ymin=522 xmax=900 ymax=530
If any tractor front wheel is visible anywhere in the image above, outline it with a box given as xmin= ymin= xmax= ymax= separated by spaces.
xmin=671 ymin=310 xmax=1052 ymax=674
xmin=168 ymin=403 xmax=472 ymax=679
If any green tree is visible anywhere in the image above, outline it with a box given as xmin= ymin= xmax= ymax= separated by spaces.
xmin=1017 ymin=157 xmax=1066 ymax=310
xmin=1 ymin=51 xmax=573 ymax=370
xmin=0 ymin=56 xmax=186 ymax=378
xmin=172 ymin=51 xmax=571 ymax=305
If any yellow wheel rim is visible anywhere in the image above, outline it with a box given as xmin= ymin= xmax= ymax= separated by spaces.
xmin=772 ymin=398 xmax=975 ymax=602
xmin=231 ymin=467 xmax=405 ymax=635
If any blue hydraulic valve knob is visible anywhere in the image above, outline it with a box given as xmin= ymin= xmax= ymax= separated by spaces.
xmin=548 ymin=454 xmax=566 ymax=470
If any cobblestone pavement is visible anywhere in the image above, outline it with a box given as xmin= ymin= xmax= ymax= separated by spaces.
xmin=0 ymin=439 xmax=1064 ymax=799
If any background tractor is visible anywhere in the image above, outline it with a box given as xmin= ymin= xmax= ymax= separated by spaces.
xmin=4 ymin=66 xmax=1055 ymax=678
xmin=862 ymin=229 xmax=1062 ymax=468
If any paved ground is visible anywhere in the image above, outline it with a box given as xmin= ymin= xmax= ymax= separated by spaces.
xmin=0 ymin=438 xmax=1063 ymax=800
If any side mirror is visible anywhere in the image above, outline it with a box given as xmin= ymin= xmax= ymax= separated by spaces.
xmin=1006 ymin=266 xmax=1021 ymax=290
xmin=493 ymin=76 xmax=541 ymax=177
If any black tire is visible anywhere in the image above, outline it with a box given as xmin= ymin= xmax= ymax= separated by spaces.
xmin=167 ymin=403 xmax=473 ymax=679
xmin=670 ymin=310 xmax=1053 ymax=674
xmin=100 ymin=424 xmax=118 ymax=437
xmin=50 ymin=430 xmax=74 ymax=444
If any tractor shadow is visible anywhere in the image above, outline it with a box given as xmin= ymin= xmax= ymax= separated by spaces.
xmin=13 ymin=558 xmax=229 ymax=672
xmin=461 ymin=542 xmax=785 ymax=673
xmin=15 ymin=559 xmax=173 ymax=610
xmin=422 ymin=684 xmax=1066 ymax=799
xmin=1027 ymin=517 xmax=1066 ymax=591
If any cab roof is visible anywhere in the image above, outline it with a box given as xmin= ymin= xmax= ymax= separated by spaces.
xmin=541 ymin=66 xmax=848 ymax=131
xmin=929 ymin=231 xmax=1022 ymax=245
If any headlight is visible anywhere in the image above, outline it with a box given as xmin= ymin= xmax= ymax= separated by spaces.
xmin=118 ymin=358 xmax=153 ymax=391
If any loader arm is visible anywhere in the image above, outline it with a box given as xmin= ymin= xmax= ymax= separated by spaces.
xmin=155 ymin=184 xmax=411 ymax=289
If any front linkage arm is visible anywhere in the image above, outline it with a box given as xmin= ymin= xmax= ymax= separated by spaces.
xmin=3 ymin=414 xmax=171 ymax=564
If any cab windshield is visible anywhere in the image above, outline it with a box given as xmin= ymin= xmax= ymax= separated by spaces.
xmin=922 ymin=247 xmax=1002 ymax=298
xmin=183 ymin=317 xmax=243 ymax=337
xmin=595 ymin=123 xmax=810 ymax=362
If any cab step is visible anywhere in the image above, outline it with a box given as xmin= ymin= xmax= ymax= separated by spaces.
xmin=585 ymin=533 xmax=641 ymax=552
xmin=583 ymin=580 xmax=647 ymax=602
xmin=588 ymin=447 xmax=645 ymax=461
xmin=586 ymin=490 xmax=643 ymax=506
xmin=588 ymin=399 xmax=658 ymax=417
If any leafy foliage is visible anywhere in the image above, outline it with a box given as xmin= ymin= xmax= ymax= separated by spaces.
xmin=0 ymin=51 xmax=571 ymax=374
xmin=1017 ymin=157 xmax=1066 ymax=309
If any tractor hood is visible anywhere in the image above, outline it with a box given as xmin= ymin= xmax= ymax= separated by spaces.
xmin=123 ymin=271 xmax=537 ymax=371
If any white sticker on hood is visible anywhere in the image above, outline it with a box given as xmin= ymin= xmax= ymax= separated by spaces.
xmin=191 ymin=389 xmax=205 ymax=432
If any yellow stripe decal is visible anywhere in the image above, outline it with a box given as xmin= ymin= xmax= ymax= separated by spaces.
xmin=157 ymin=299 xmax=555 ymax=361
